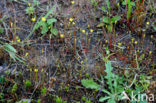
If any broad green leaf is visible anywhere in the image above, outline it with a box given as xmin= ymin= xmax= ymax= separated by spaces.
xmin=99 ymin=96 xmax=111 ymax=102
xmin=50 ymin=28 xmax=58 ymax=35
xmin=81 ymin=79 xmax=101 ymax=90
xmin=47 ymin=18 xmax=57 ymax=25
xmin=103 ymin=16 xmax=110 ymax=24
xmin=108 ymin=99 xmax=116 ymax=103
xmin=111 ymin=16 xmax=121 ymax=23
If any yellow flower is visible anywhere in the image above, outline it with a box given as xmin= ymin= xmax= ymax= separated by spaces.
xmin=131 ymin=38 xmax=135 ymax=43
xmin=134 ymin=41 xmax=138 ymax=45
xmin=72 ymin=22 xmax=75 ymax=25
xmin=25 ymin=52 xmax=29 ymax=57
xmin=71 ymin=1 xmax=75 ymax=4
xmin=28 ymin=3 xmax=31 ymax=7
xmin=88 ymin=25 xmax=90 ymax=28
xmin=31 ymin=17 xmax=36 ymax=22
xmin=118 ymin=43 xmax=122 ymax=46
xmin=60 ymin=34 xmax=64 ymax=38
xmin=17 ymin=39 xmax=20 ymax=42
xmin=151 ymin=35 xmax=153 ymax=39
xmin=82 ymin=29 xmax=85 ymax=34
xmin=146 ymin=22 xmax=149 ymax=25
xmin=34 ymin=69 xmax=38 ymax=72
xmin=149 ymin=51 xmax=152 ymax=55
xmin=69 ymin=18 xmax=73 ymax=22
xmin=41 ymin=17 xmax=46 ymax=22
xmin=90 ymin=29 xmax=93 ymax=33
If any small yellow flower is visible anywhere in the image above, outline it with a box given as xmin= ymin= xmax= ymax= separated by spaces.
xmin=28 ymin=3 xmax=31 ymax=7
xmin=41 ymin=17 xmax=46 ymax=22
xmin=31 ymin=17 xmax=36 ymax=22
xmin=88 ymin=24 xmax=90 ymax=28
xmin=72 ymin=22 xmax=75 ymax=25
xmin=34 ymin=69 xmax=38 ymax=72
xmin=149 ymin=51 xmax=152 ymax=55
xmin=90 ymin=29 xmax=94 ymax=33
xmin=17 ymin=39 xmax=20 ymax=42
xmin=134 ymin=41 xmax=138 ymax=45
xmin=146 ymin=22 xmax=149 ymax=25
xmin=105 ymin=40 xmax=108 ymax=43
xmin=60 ymin=34 xmax=64 ymax=38
xmin=151 ymin=35 xmax=153 ymax=39
xmin=71 ymin=1 xmax=75 ymax=4
xmin=69 ymin=18 xmax=73 ymax=22
xmin=81 ymin=61 xmax=83 ymax=64
xmin=118 ymin=43 xmax=122 ymax=46
xmin=131 ymin=38 xmax=135 ymax=43
xmin=30 ymin=68 xmax=32 ymax=72
xmin=25 ymin=52 xmax=29 ymax=57
xmin=82 ymin=29 xmax=85 ymax=34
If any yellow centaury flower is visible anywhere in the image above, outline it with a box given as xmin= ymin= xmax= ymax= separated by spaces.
xmin=72 ymin=22 xmax=75 ymax=25
xmin=31 ymin=17 xmax=36 ymax=22
xmin=82 ymin=29 xmax=85 ymax=34
xmin=60 ymin=34 xmax=64 ymax=38
xmin=69 ymin=18 xmax=73 ymax=22
xmin=146 ymin=22 xmax=149 ymax=25
xmin=71 ymin=1 xmax=75 ymax=4
xmin=90 ymin=29 xmax=93 ymax=33
xmin=34 ymin=69 xmax=38 ymax=72
xmin=28 ymin=3 xmax=31 ymax=7
xmin=134 ymin=41 xmax=138 ymax=45
xmin=25 ymin=52 xmax=29 ymax=57
xmin=41 ymin=17 xmax=46 ymax=22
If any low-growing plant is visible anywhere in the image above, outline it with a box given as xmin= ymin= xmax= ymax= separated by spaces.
xmin=122 ymin=0 xmax=135 ymax=21
xmin=81 ymin=61 xmax=125 ymax=103
xmin=24 ymin=80 xmax=31 ymax=88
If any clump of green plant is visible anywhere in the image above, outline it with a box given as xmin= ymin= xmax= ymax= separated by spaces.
xmin=41 ymin=87 xmax=47 ymax=96
xmin=24 ymin=80 xmax=31 ymax=88
xmin=25 ymin=0 xmax=40 ymax=15
xmin=98 ymin=0 xmax=121 ymax=32
xmin=25 ymin=5 xmax=57 ymax=40
xmin=81 ymin=61 xmax=125 ymax=103
xmin=11 ymin=83 xmax=18 ymax=93
xmin=122 ymin=0 xmax=135 ymax=20
xmin=55 ymin=96 xmax=67 ymax=103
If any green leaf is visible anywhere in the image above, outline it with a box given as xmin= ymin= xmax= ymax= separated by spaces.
xmin=0 ymin=26 xmax=4 ymax=34
xmin=47 ymin=18 xmax=57 ymax=24
xmin=50 ymin=28 xmax=58 ymax=35
xmin=99 ymin=96 xmax=111 ymax=102
xmin=111 ymin=16 xmax=121 ymax=23
xmin=103 ymin=16 xmax=110 ymax=24
xmin=108 ymin=99 xmax=116 ymax=103
xmin=4 ymin=43 xmax=17 ymax=53
xmin=45 ymin=5 xmax=56 ymax=18
xmin=153 ymin=26 xmax=156 ymax=31
xmin=81 ymin=79 xmax=101 ymax=90
xmin=97 ymin=23 xmax=104 ymax=27
xmin=41 ymin=22 xmax=48 ymax=34
xmin=131 ymin=2 xmax=135 ymax=6
xmin=106 ymin=0 xmax=110 ymax=11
